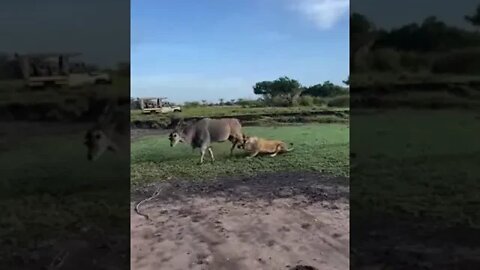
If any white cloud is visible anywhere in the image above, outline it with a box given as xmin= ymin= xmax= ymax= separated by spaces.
xmin=290 ymin=0 xmax=349 ymax=30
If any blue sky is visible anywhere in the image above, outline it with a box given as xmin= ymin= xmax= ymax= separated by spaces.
xmin=1 ymin=0 xmax=129 ymax=67
xmin=132 ymin=0 xmax=349 ymax=103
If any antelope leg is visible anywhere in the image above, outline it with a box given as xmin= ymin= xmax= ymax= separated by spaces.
xmin=200 ymin=147 xmax=206 ymax=164
xmin=208 ymin=147 xmax=215 ymax=162
xmin=230 ymin=141 xmax=237 ymax=155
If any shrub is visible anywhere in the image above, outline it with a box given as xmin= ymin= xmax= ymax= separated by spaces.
xmin=236 ymin=98 xmax=264 ymax=108
xmin=313 ymin=97 xmax=327 ymax=106
xmin=327 ymin=95 xmax=350 ymax=107
xmin=432 ymin=49 xmax=480 ymax=75
xmin=291 ymin=95 xmax=300 ymax=107
xmin=399 ymin=52 xmax=432 ymax=72
xmin=367 ymin=48 xmax=401 ymax=72
xmin=299 ymin=95 xmax=314 ymax=106
xmin=184 ymin=101 xmax=200 ymax=107
xmin=270 ymin=96 xmax=291 ymax=107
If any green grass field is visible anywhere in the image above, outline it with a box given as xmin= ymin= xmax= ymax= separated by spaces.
xmin=131 ymin=123 xmax=350 ymax=185
xmin=352 ymin=109 xmax=480 ymax=227
xmin=0 ymin=75 xmax=129 ymax=106
xmin=0 ymin=129 xmax=129 ymax=250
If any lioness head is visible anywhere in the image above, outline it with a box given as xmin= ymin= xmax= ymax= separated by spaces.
xmin=242 ymin=135 xmax=259 ymax=151
xmin=237 ymin=133 xmax=250 ymax=149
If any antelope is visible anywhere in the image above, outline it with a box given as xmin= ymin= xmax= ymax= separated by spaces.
xmin=168 ymin=118 xmax=244 ymax=164
xmin=84 ymin=102 xmax=129 ymax=161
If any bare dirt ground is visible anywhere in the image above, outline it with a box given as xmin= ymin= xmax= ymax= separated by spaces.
xmin=131 ymin=172 xmax=349 ymax=270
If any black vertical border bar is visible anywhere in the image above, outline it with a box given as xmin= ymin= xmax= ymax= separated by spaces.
xmin=0 ymin=1 xmax=131 ymax=269
xmin=350 ymin=1 xmax=480 ymax=268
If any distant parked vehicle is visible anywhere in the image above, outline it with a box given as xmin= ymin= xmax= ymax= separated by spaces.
xmin=15 ymin=52 xmax=112 ymax=88
xmin=140 ymin=97 xmax=182 ymax=114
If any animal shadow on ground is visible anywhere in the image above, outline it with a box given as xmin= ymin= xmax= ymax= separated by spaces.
xmin=290 ymin=265 xmax=319 ymax=270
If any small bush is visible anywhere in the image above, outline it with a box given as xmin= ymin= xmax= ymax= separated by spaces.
xmin=236 ymin=98 xmax=264 ymax=108
xmin=299 ymin=95 xmax=314 ymax=106
xmin=313 ymin=97 xmax=327 ymax=106
xmin=327 ymin=95 xmax=349 ymax=107
xmin=399 ymin=52 xmax=432 ymax=72
xmin=432 ymin=49 xmax=480 ymax=75
xmin=270 ymin=96 xmax=291 ymax=107
xmin=184 ymin=101 xmax=200 ymax=108
xmin=367 ymin=48 xmax=401 ymax=72
xmin=291 ymin=95 xmax=300 ymax=107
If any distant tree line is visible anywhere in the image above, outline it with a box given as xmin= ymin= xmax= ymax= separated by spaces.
xmin=352 ymin=5 xmax=480 ymax=74
xmin=0 ymin=52 xmax=130 ymax=80
xmin=0 ymin=53 xmax=22 ymax=80
xmin=131 ymin=76 xmax=349 ymax=110
xmin=253 ymin=76 xmax=349 ymax=107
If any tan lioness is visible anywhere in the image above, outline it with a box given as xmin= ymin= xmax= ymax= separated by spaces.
xmin=242 ymin=135 xmax=294 ymax=158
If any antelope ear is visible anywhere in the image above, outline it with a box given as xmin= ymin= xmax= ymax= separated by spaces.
xmin=177 ymin=117 xmax=184 ymax=127
xmin=97 ymin=102 xmax=115 ymax=124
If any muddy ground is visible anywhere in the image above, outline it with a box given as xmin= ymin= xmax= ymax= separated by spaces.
xmin=131 ymin=172 xmax=349 ymax=270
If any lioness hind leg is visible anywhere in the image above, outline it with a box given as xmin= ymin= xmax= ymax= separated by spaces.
xmin=270 ymin=145 xmax=282 ymax=157
xmin=246 ymin=151 xmax=259 ymax=159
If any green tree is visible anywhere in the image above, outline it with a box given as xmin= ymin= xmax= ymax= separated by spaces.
xmin=466 ymin=4 xmax=480 ymax=26
xmin=374 ymin=15 xmax=480 ymax=52
xmin=253 ymin=76 xmax=302 ymax=105
xmin=302 ymin=81 xmax=348 ymax=97
xmin=350 ymin=13 xmax=374 ymax=35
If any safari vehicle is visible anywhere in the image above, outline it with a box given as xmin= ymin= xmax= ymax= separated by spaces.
xmin=15 ymin=53 xmax=112 ymax=88
xmin=140 ymin=97 xmax=182 ymax=114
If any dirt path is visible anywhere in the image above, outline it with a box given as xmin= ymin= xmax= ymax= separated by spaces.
xmin=131 ymin=172 xmax=349 ymax=270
